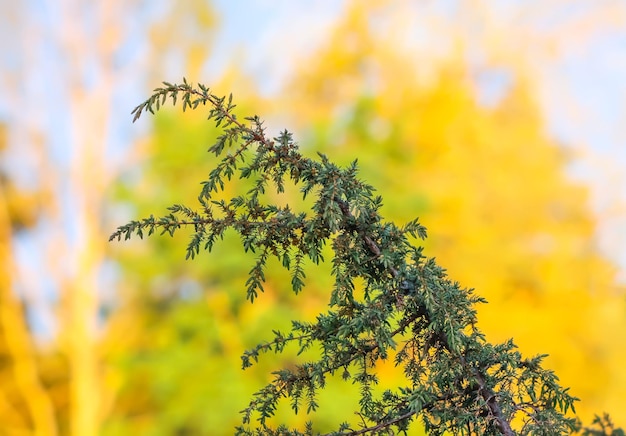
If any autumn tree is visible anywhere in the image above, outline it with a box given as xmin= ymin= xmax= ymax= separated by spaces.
xmin=0 ymin=124 xmax=60 ymax=436
xmin=280 ymin=2 xmax=626 ymax=425
xmin=0 ymin=2 xmax=214 ymax=435
xmin=110 ymin=81 xmax=625 ymax=435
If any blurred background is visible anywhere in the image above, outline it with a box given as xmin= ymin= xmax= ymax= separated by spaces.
xmin=1 ymin=0 xmax=626 ymax=434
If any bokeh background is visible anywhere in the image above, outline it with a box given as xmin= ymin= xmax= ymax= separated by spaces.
xmin=1 ymin=0 xmax=626 ymax=434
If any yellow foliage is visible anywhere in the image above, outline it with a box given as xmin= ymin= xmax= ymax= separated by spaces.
xmin=277 ymin=2 xmax=626 ymax=426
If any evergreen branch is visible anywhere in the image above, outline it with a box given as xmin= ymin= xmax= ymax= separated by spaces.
xmin=112 ymin=81 xmax=616 ymax=435
xmin=332 ymin=195 xmax=515 ymax=435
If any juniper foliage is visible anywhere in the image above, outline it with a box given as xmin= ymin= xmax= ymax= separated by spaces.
xmin=112 ymin=80 xmax=614 ymax=435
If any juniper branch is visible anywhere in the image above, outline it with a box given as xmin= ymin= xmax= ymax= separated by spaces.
xmin=111 ymin=80 xmax=603 ymax=435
